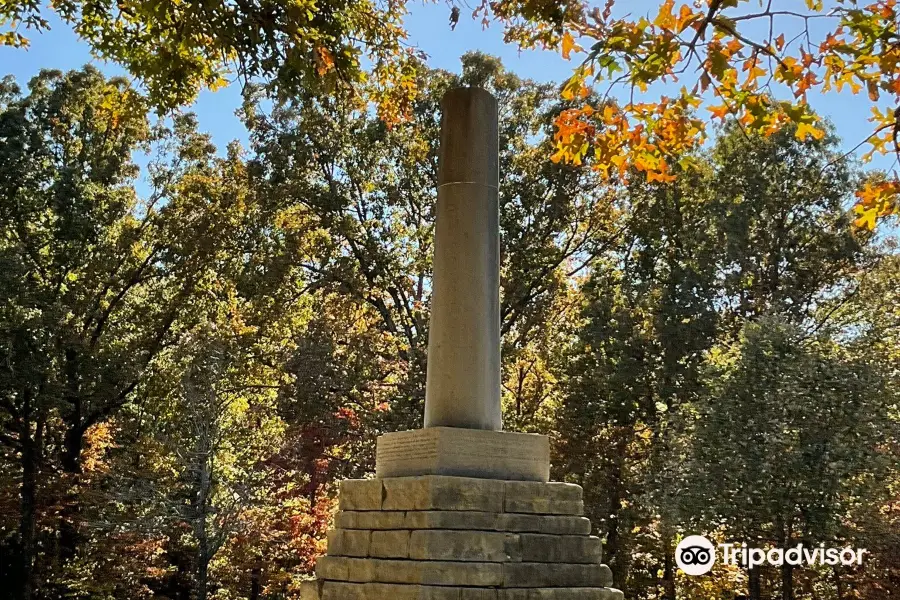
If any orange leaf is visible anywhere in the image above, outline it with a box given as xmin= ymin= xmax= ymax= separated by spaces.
xmin=562 ymin=32 xmax=577 ymax=60
xmin=708 ymin=104 xmax=730 ymax=120
xmin=775 ymin=34 xmax=785 ymax=51
xmin=315 ymin=46 xmax=335 ymax=76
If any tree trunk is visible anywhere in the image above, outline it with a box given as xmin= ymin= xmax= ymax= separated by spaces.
xmin=780 ymin=519 xmax=793 ymax=600
xmin=604 ymin=435 xmax=629 ymax=589
xmin=833 ymin=566 xmax=844 ymax=600
xmin=59 ymin=424 xmax=83 ymax=563
xmin=663 ymin=540 xmax=676 ymax=600
xmin=194 ymin=441 xmax=212 ymax=600
xmin=748 ymin=565 xmax=762 ymax=600
xmin=249 ymin=565 xmax=261 ymax=600
xmin=18 ymin=434 xmax=38 ymax=600
xmin=197 ymin=553 xmax=209 ymax=600
xmin=60 ymin=347 xmax=83 ymax=563
xmin=781 ymin=560 xmax=794 ymax=600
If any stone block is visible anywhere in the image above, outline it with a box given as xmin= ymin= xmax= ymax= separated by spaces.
xmin=376 ymin=428 xmax=550 ymax=481
xmin=382 ymin=476 xmax=504 ymax=512
xmin=298 ymin=580 xmax=321 ymax=600
xmin=319 ymin=557 xmax=503 ymax=587
xmin=315 ymin=556 xmax=350 ymax=581
xmin=336 ymin=510 xmax=591 ymax=535
xmin=321 ymin=582 xmax=500 ymax=600
xmin=369 ymin=530 xmax=411 ymax=558
xmin=498 ymin=589 xmax=623 ymax=600
xmin=339 ymin=479 xmax=383 ymax=511
xmin=335 ymin=510 xmax=407 ymax=530
xmin=519 ymin=534 xmax=602 ymax=563
xmin=321 ymin=582 xmax=365 ymax=600
xmin=403 ymin=510 xmax=500 ymax=531
xmin=326 ymin=529 xmax=370 ymax=557
xmin=408 ymin=530 xmax=520 ymax=562
xmin=503 ymin=563 xmax=613 ymax=588
xmin=504 ymin=481 xmax=583 ymax=515
xmin=453 ymin=588 xmax=498 ymax=600
xmin=499 ymin=514 xmax=591 ymax=535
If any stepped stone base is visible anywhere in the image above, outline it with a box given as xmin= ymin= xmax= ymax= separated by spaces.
xmin=376 ymin=428 xmax=550 ymax=482
xmin=306 ymin=476 xmax=624 ymax=600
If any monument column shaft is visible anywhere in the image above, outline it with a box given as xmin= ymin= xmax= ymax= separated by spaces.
xmin=424 ymin=88 xmax=502 ymax=431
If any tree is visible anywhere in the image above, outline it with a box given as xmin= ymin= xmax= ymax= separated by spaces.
xmin=245 ymin=51 xmax=618 ymax=436
xmin=0 ymin=67 xmax=314 ymax=599
xmin=557 ymin=162 xmax=721 ymax=597
xmin=541 ymin=0 xmax=900 ymax=229
xmin=557 ymin=117 xmax=892 ymax=599
xmin=680 ymin=316 xmax=897 ymax=600
xmin=709 ymin=119 xmax=872 ymax=333
xmin=5 ymin=1 xmax=900 ymax=226
xmin=0 ymin=67 xmax=153 ymax=599
xmin=0 ymin=0 xmax=421 ymax=120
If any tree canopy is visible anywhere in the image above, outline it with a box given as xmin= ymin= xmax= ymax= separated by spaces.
xmin=1 ymin=24 xmax=898 ymax=600
xmin=4 ymin=0 xmax=900 ymax=227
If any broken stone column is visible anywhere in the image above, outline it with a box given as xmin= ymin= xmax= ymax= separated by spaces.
xmin=375 ymin=87 xmax=548 ymax=483
xmin=304 ymin=88 xmax=625 ymax=600
xmin=425 ymin=86 xmax=501 ymax=431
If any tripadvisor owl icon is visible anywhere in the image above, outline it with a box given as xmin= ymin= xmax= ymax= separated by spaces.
xmin=676 ymin=535 xmax=716 ymax=576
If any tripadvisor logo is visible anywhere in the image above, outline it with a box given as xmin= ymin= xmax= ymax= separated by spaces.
xmin=676 ymin=535 xmax=868 ymax=576
xmin=676 ymin=535 xmax=716 ymax=575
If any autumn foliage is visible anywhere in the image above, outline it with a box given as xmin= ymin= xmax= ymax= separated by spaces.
xmin=543 ymin=0 xmax=900 ymax=229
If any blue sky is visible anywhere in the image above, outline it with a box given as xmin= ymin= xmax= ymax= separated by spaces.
xmin=0 ymin=2 xmax=895 ymax=175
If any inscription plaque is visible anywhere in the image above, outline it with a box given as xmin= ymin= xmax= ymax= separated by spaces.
xmin=375 ymin=427 xmax=550 ymax=482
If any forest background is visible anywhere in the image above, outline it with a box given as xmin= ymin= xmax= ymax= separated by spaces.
xmin=1 ymin=2 xmax=899 ymax=600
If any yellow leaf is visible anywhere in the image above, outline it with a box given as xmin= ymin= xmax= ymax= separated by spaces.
xmin=795 ymin=122 xmax=825 ymax=141
xmin=654 ymin=0 xmax=676 ymax=29
xmin=853 ymin=204 xmax=878 ymax=230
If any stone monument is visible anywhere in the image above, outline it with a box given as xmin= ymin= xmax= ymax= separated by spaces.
xmin=306 ymin=88 xmax=624 ymax=600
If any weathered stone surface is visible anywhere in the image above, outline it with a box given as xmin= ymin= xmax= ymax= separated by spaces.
xmin=317 ymin=556 xmax=503 ymax=586
xmin=503 ymin=563 xmax=613 ymax=588
xmin=326 ymin=529 xmax=370 ymax=557
xmin=320 ymin=574 xmax=623 ymax=597
xmin=408 ymin=530 xmax=520 ymax=562
xmin=321 ymin=582 xmax=501 ymax=600
xmin=425 ymin=87 xmax=501 ymax=433
xmin=298 ymin=580 xmax=321 ymax=600
xmin=316 ymin=556 xmax=349 ymax=581
xmin=321 ymin=581 xmax=453 ymax=600
xmin=376 ymin=428 xmax=550 ymax=482
xmin=369 ymin=530 xmax=410 ymax=558
xmin=403 ymin=510 xmax=499 ymax=530
xmin=504 ymin=481 xmax=582 ymax=503
xmin=336 ymin=510 xmax=591 ymax=535
xmin=339 ymin=479 xmax=383 ymax=511
xmin=504 ymin=481 xmax=583 ymax=515
xmin=498 ymin=589 xmax=623 ymax=600
xmin=460 ymin=590 xmax=501 ymax=600
xmin=498 ymin=514 xmax=591 ymax=535
xmin=382 ymin=476 xmax=504 ymax=512
xmin=519 ymin=534 xmax=602 ymax=563
xmin=335 ymin=510 xmax=407 ymax=530
xmin=504 ymin=499 xmax=583 ymax=515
